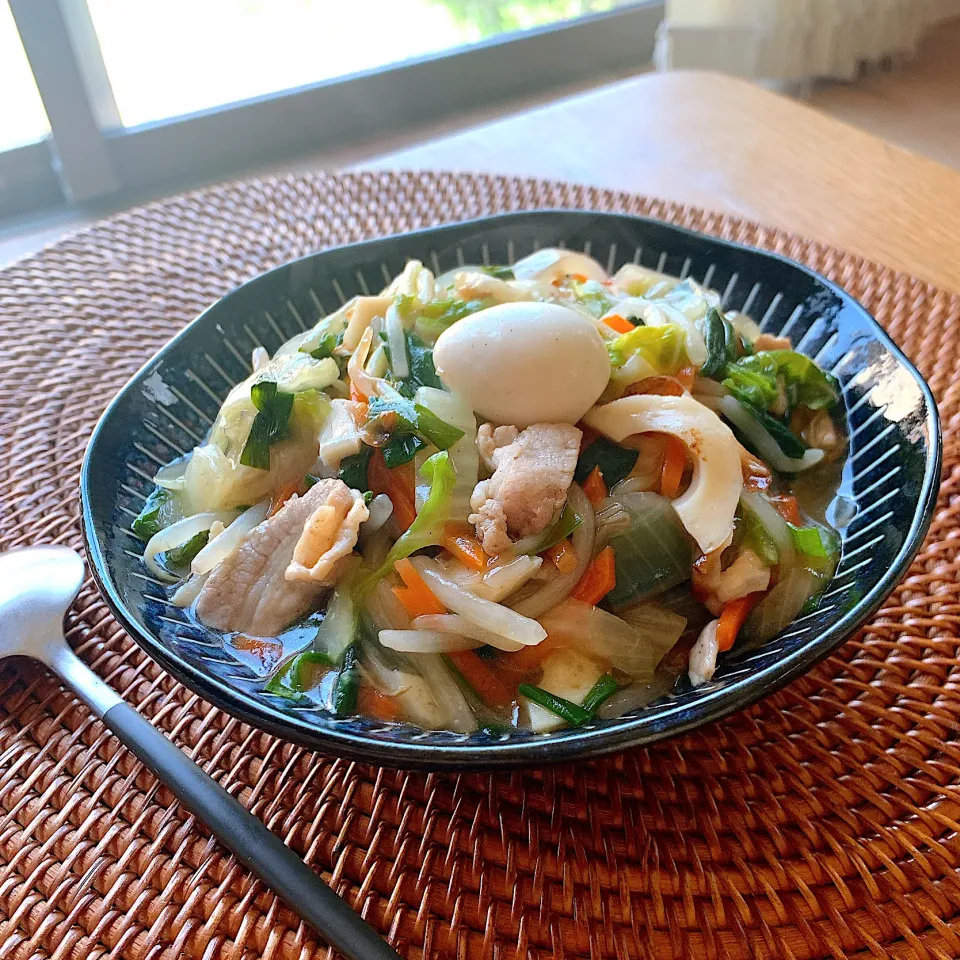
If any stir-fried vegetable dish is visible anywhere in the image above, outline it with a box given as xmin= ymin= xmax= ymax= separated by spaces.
xmin=134 ymin=249 xmax=845 ymax=733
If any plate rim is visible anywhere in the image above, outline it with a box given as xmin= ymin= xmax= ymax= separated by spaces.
xmin=80 ymin=208 xmax=943 ymax=769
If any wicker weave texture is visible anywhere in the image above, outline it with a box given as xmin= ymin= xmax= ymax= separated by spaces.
xmin=1 ymin=171 xmax=959 ymax=960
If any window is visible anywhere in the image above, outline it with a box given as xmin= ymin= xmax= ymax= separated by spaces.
xmin=3 ymin=0 xmax=663 ymax=219
xmin=0 ymin=2 xmax=48 ymax=150
xmin=86 ymin=0 xmax=640 ymax=128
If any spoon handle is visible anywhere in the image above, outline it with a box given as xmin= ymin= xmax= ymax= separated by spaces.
xmin=47 ymin=646 xmax=400 ymax=960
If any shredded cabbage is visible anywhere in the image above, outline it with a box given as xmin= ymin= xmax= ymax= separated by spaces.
xmin=607 ymin=322 xmax=686 ymax=383
xmin=360 ymin=450 xmax=457 ymax=590
xmin=414 ymin=387 xmax=478 ymax=523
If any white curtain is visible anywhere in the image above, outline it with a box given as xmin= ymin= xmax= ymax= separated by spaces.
xmin=655 ymin=0 xmax=960 ymax=83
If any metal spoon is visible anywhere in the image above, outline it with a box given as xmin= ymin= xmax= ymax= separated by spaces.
xmin=0 ymin=545 xmax=400 ymax=960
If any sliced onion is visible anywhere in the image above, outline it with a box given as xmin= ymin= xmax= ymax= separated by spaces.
xmin=143 ymin=511 xmax=237 ymax=582
xmin=692 ymin=376 xmax=729 ymax=397
xmin=595 ymin=671 xmax=677 ymax=720
xmin=251 ymin=346 xmax=270 ymax=371
xmin=693 ymin=394 xmax=724 ymax=413
xmin=411 ymin=614 xmax=525 ymax=652
xmin=153 ymin=457 xmax=190 ymax=492
xmin=451 ymin=555 xmax=542 ymax=603
xmin=434 ymin=264 xmax=485 ymax=289
xmin=385 ymin=301 xmax=409 ymax=379
xmin=364 ymin=576 xmax=411 ymax=631
xmin=190 ymin=501 xmax=269 ymax=576
xmin=416 ymin=654 xmax=476 ymax=733
xmin=617 ymin=602 xmax=687 ymax=661
xmin=510 ymin=484 xmax=596 ymax=619
xmin=538 ymin=599 xmax=665 ymax=680
xmin=364 ymin=494 xmax=394 ymax=536
xmin=366 ymin=343 xmax=389 ymax=379
xmin=358 ymin=656 xmax=410 ymax=697
xmin=720 ymin=396 xmax=824 ymax=473
xmin=728 ymin=311 xmax=762 ymax=344
xmin=741 ymin=567 xmax=819 ymax=645
xmin=740 ymin=490 xmax=796 ymax=570
xmin=412 ymin=557 xmax=546 ymax=646
xmin=379 ymin=630 xmax=480 ymax=653
xmin=171 ymin=572 xmax=209 ymax=607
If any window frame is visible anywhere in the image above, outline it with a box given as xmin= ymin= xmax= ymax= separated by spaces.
xmin=4 ymin=0 xmax=664 ymax=221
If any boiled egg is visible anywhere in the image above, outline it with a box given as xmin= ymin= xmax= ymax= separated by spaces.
xmin=433 ymin=301 xmax=610 ymax=427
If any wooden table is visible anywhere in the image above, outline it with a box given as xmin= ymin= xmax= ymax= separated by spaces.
xmin=366 ymin=70 xmax=960 ymax=294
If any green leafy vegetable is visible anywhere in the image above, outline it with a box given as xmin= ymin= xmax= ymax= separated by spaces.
xmin=722 ymin=365 xmax=778 ymax=410
xmin=367 ymin=394 xmax=465 ymax=451
xmin=581 ymin=675 xmax=618 ymax=714
xmin=699 ymin=309 xmax=729 ymax=379
xmin=575 ymin=437 xmax=639 ymax=488
xmin=571 ymin=280 xmax=616 ymax=319
xmin=240 ymin=380 xmax=294 ymax=470
xmin=337 ymin=447 xmax=373 ymax=491
xmin=382 ymin=431 xmax=427 ymax=468
xmin=788 ymin=523 xmax=828 ymax=558
xmin=723 ymin=315 xmax=742 ymax=361
xmin=735 ymin=401 xmax=808 ymax=459
xmin=607 ymin=324 xmax=686 ymax=376
xmin=300 ymin=330 xmax=341 ymax=360
xmin=525 ymin=504 xmax=582 ymax=556
xmin=723 ymin=350 xmax=840 ymax=413
xmin=331 ymin=645 xmax=360 ymax=716
xmin=132 ymin=487 xmax=176 ymax=540
xmin=412 ymin=297 xmax=492 ymax=340
xmin=164 ymin=531 xmax=209 ymax=567
xmin=360 ymin=451 xmax=457 ymax=591
xmin=788 ymin=523 xmax=839 ymax=572
xmin=265 ymin=650 xmax=335 ymax=701
xmin=519 ymin=684 xmax=592 ymax=727
xmin=482 ymin=265 xmax=514 ymax=280
xmin=396 ymin=330 xmax=443 ymax=397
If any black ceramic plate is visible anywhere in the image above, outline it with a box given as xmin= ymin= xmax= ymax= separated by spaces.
xmin=81 ymin=210 xmax=941 ymax=769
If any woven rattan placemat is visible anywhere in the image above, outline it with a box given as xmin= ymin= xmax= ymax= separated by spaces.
xmin=2 ymin=171 xmax=959 ymax=960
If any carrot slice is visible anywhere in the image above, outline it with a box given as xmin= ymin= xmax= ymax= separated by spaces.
xmin=499 ymin=638 xmax=558 ymax=677
xmin=267 ymin=479 xmax=307 ymax=518
xmin=546 ymin=537 xmax=579 ymax=574
xmin=716 ymin=594 xmax=760 ymax=652
xmin=443 ymin=523 xmax=488 ymax=571
xmin=349 ymin=380 xmax=366 ymax=403
xmin=447 ymin=651 xmax=515 ymax=708
xmin=393 ymin=558 xmax=445 ymax=616
xmin=368 ymin=449 xmax=416 ymax=533
xmin=582 ymin=466 xmax=608 ymax=506
xmin=603 ymin=314 xmax=634 ymax=334
xmin=624 ymin=375 xmax=685 ymax=398
xmin=570 ymin=546 xmax=617 ymax=606
xmin=676 ymin=365 xmax=696 ymax=390
xmin=358 ymin=686 xmax=403 ymax=723
xmin=660 ymin=436 xmax=687 ymax=499
xmin=770 ymin=494 xmax=803 ymax=526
